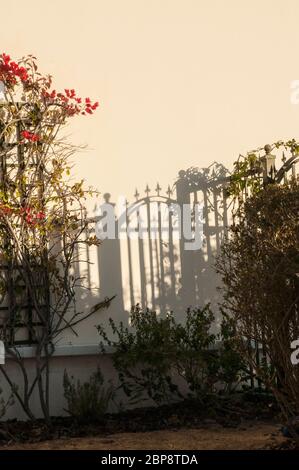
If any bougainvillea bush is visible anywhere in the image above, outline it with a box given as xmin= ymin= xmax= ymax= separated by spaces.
xmin=0 ymin=53 xmax=111 ymax=423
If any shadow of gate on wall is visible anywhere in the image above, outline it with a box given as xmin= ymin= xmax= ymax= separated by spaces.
xmin=93 ymin=143 xmax=298 ymax=320
xmin=95 ymin=161 xmax=232 ymax=318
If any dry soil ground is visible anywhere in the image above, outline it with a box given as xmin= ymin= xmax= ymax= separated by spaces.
xmin=0 ymin=421 xmax=287 ymax=450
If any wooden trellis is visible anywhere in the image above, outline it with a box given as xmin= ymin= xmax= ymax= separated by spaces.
xmin=0 ymin=111 xmax=50 ymax=345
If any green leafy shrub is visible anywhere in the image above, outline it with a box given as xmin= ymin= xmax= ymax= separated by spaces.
xmin=169 ymin=306 xmax=219 ymax=401
xmin=63 ymin=368 xmax=114 ymax=423
xmin=97 ymin=305 xmax=179 ymax=405
xmin=97 ymin=304 xmax=246 ymax=406
xmin=217 ymin=181 xmax=299 ymax=423
xmin=217 ymin=310 xmax=249 ymax=391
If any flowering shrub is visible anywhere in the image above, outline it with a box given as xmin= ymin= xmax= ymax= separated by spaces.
xmin=0 ymin=52 xmax=100 ymax=223
xmin=0 ymin=53 xmax=99 ymax=117
xmin=0 ymin=52 xmax=111 ymax=424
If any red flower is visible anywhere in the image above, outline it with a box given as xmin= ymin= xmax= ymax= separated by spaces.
xmin=21 ymin=130 xmax=40 ymax=142
xmin=38 ymin=77 xmax=99 ymax=118
xmin=2 ymin=53 xmax=10 ymax=64
xmin=0 ymin=53 xmax=28 ymax=84
xmin=36 ymin=211 xmax=46 ymax=220
xmin=20 ymin=206 xmax=46 ymax=225
xmin=0 ymin=204 xmax=13 ymax=217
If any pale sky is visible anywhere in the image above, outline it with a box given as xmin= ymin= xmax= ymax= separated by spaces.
xmin=2 ymin=0 xmax=299 ymax=204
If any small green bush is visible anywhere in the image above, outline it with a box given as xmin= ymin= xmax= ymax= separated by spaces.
xmin=63 ymin=368 xmax=114 ymax=423
xmin=97 ymin=305 xmax=246 ymax=406
xmin=98 ymin=305 xmax=179 ymax=405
